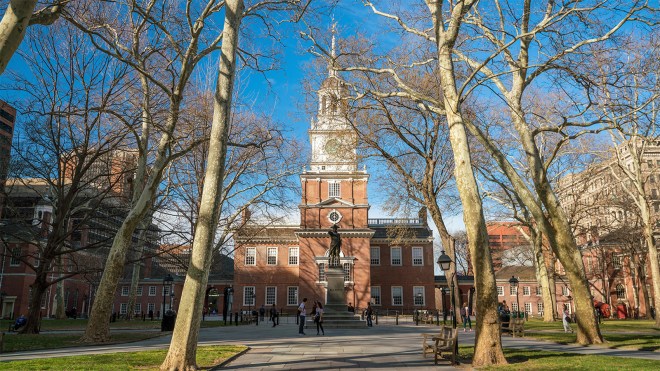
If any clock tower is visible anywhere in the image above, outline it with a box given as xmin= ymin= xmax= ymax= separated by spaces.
xmin=296 ymin=30 xmax=373 ymax=308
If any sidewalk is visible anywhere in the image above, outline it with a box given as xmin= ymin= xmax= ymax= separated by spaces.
xmin=1 ymin=321 xmax=658 ymax=369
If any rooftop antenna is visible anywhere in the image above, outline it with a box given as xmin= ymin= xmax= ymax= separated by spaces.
xmin=329 ymin=18 xmax=337 ymax=77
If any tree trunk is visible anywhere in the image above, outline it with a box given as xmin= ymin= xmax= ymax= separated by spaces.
xmin=426 ymin=200 xmax=460 ymax=311
xmin=126 ymin=218 xmax=151 ymax=320
xmin=0 ymin=0 xmax=38 ymax=74
xmin=19 ymin=265 xmax=48 ymax=334
xmin=55 ymin=254 xmax=66 ymax=319
xmin=81 ymin=206 xmax=149 ymax=342
xmin=639 ymin=263 xmax=652 ymax=319
xmin=642 ymin=222 xmax=660 ymax=327
xmin=160 ymin=1 xmax=243 ymax=369
xmin=531 ymin=229 xmax=554 ymax=322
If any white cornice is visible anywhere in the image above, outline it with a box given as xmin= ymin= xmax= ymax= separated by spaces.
xmin=295 ymin=229 xmax=375 ymax=238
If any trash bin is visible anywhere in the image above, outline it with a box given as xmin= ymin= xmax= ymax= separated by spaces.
xmin=161 ymin=310 xmax=176 ymax=331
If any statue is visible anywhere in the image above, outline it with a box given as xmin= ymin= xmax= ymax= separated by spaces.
xmin=328 ymin=224 xmax=341 ymax=267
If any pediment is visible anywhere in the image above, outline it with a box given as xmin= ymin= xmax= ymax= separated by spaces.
xmin=315 ymin=197 xmax=355 ymax=207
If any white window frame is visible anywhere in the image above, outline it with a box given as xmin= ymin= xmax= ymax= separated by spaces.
xmin=412 ymin=247 xmax=423 ymax=266
xmin=243 ymin=286 xmax=255 ymax=306
xmin=536 ymin=286 xmax=542 ymax=296
xmin=267 ymin=247 xmax=278 ymax=265
xmin=10 ymin=248 xmax=20 ymax=266
xmin=537 ymin=302 xmax=544 ymax=314
xmin=497 ymin=286 xmax=504 ymax=296
xmin=343 ymin=263 xmax=352 ymax=282
xmin=134 ymin=303 xmax=142 ymax=315
xmin=371 ymin=286 xmax=381 ymax=305
xmin=413 ymin=286 xmax=425 ymax=306
xmin=510 ymin=286 xmax=518 ymax=295
xmin=524 ymin=302 xmax=532 ymax=314
xmin=266 ymin=286 xmax=276 ymax=305
xmin=318 ymin=263 xmax=326 ymax=282
xmin=120 ymin=303 xmax=128 ymax=315
xmin=512 ymin=302 xmax=519 ymax=312
xmin=328 ymin=181 xmax=341 ymax=198
xmin=121 ymin=286 xmax=130 ymax=296
xmin=245 ymin=247 xmax=256 ymax=266
xmin=390 ymin=247 xmax=402 ymax=266
xmin=523 ymin=286 xmax=530 ymax=296
xmin=148 ymin=286 xmax=156 ymax=296
xmin=288 ymin=247 xmax=299 ymax=265
xmin=148 ymin=303 xmax=155 ymax=313
xmin=392 ymin=286 xmax=403 ymax=306
xmin=137 ymin=286 xmax=143 ymax=296
xmin=287 ymin=286 xmax=299 ymax=306
xmin=370 ymin=247 xmax=380 ymax=265
xmin=163 ymin=286 xmax=171 ymax=296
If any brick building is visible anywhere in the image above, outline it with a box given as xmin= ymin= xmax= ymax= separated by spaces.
xmin=0 ymin=99 xmax=16 ymax=217
xmin=233 ymin=52 xmax=435 ymax=316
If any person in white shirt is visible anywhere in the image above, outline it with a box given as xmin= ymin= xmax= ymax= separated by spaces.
xmin=562 ymin=307 xmax=573 ymax=333
xmin=298 ymin=298 xmax=307 ymax=335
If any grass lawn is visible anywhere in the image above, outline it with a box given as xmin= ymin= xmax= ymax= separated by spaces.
xmin=1 ymin=318 xmax=227 ymax=331
xmin=1 ymin=332 xmax=162 ymax=352
xmin=524 ymin=318 xmax=659 ymax=333
xmin=0 ymin=345 xmax=246 ymax=370
xmin=458 ymin=346 xmax=660 ymax=370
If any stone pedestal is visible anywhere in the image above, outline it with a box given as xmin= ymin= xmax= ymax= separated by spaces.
xmin=326 ymin=267 xmax=345 ymax=306
xmin=307 ymin=266 xmax=366 ymax=329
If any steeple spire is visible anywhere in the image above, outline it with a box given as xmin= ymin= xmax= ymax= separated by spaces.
xmin=329 ymin=21 xmax=337 ymax=78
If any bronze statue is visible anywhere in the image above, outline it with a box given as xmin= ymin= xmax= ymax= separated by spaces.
xmin=328 ymin=224 xmax=341 ymax=266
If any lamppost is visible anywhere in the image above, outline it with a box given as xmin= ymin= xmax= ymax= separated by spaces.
xmin=509 ymin=276 xmax=519 ymax=318
xmin=440 ymin=287 xmax=448 ymax=325
xmin=162 ymin=273 xmax=173 ymax=316
xmin=437 ymin=250 xmax=457 ymax=365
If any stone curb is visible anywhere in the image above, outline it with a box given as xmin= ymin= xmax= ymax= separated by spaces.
xmin=211 ymin=346 xmax=251 ymax=370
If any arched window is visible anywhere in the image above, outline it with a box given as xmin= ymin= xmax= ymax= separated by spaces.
xmin=616 ymin=284 xmax=625 ymax=299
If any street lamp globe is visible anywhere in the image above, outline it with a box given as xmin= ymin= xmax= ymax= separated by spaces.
xmin=509 ymin=275 xmax=519 ymax=287
xmin=437 ymin=250 xmax=452 ymax=271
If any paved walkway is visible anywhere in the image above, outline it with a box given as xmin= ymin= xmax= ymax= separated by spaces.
xmin=2 ymin=321 xmax=659 ymax=370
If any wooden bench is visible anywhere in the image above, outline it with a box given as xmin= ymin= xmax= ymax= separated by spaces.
xmin=500 ymin=317 xmax=525 ymax=337
xmin=422 ymin=326 xmax=458 ymax=364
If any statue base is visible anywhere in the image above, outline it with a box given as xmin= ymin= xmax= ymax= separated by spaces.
xmin=311 ymin=267 xmax=366 ymax=329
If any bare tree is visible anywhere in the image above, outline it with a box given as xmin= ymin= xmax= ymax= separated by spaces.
xmin=0 ymin=0 xmax=66 ymax=74
xmin=1 ymin=20 xmax=132 ymax=334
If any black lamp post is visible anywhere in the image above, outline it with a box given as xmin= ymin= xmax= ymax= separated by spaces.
xmin=509 ymin=276 xmax=519 ymax=318
xmin=440 ymin=287 xmax=448 ymax=325
xmin=162 ymin=274 xmax=173 ymax=316
xmin=437 ymin=250 xmax=457 ymax=365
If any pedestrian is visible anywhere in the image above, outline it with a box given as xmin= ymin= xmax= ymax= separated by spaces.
xmin=259 ymin=304 xmax=265 ymax=321
xmin=149 ymin=309 xmax=154 ymax=321
xmin=462 ymin=302 xmax=472 ymax=332
xmin=270 ymin=304 xmax=278 ymax=327
xmin=366 ymin=302 xmax=373 ymax=327
xmin=298 ymin=297 xmax=307 ymax=335
xmin=562 ymin=306 xmax=573 ymax=333
xmin=314 ymin=301 xmax=325 ymax=335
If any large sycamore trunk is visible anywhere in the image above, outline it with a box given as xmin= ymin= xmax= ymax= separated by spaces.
xmin=642 ymin=223 xmax=660 ymax=327
xmin=160 ymin=1 xmax=243 ymax=369
xmin=0 ymin=0 xmax=38 ymax=74
xmin=20 ymin=266 xmax=48 ymax=334
xmin=531 ymin=229 xmax=555 ymax=322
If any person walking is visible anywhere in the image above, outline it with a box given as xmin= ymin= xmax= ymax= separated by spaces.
xmin=562 ymin=306 xmax=573 ymax=333
xmin=259 ymin=304 xmax=265 ymax=321
xmin=314 ymin=301 xmax=325 ymax=335
xmin=298 ymin=297 xmax=307 ymax=335
xmin=270 ymin=304 xmax=278 ymax=327
xmin=461 ymin=303 xmax=472 ymax=332
xmin=366 ymin=302 xmax=373 ymax=327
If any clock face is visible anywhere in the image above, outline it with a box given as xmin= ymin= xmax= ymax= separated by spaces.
xmin=325 ymin=139 xmax=339 ymax=155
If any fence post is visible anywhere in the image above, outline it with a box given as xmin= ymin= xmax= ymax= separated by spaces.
xmin=396 ymin=312 xmax=399 ymax=325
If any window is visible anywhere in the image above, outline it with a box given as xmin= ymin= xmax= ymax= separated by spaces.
xmin=10 ymin=248 xmax=21 ymax=266
xmin=318 ymin=263 xmax=326 ymax=282
xmin=536 ymin=286 xmax=542 ymax=296
xmin=121 ymin=286 xmax=130 ymax=296
xmin=616 ymin=284 xmax=625 ymax=299
xmin=245 ymin=247 xmax=256 ymax=266
xmin=148 ymin=286 xmax=157 ymax=296
xmin=134 ymin=303 xmax=142 ymax=315
xmin=523 ymin=286 xmax=530 ymax=296
xmin=537 ymin=302 xmax=544 ymax=314
xmin=34 ymin=253 xmax=40 ymax=268
xmin=267 ymin=247 xmax=278 ymax=265
xmin=343 ymin=263 xmax=352 ymax=282
xmin=370 ymin=247 xmax=380 ymax=265
xmin=524 ymin=303 xmax=532 ymax=314
xmin=371 ymin=286 xmax=381 ymax=305
xmin=612 ymin=253 xmax=622 ymax=269
xmin=329 ymin=181 xmax=341 ymax=198
xmin=148 ymin=303 xmax=155 ymax=313
xmin=288 ymin=247 xmax=299 ymax=265
xmin=511 ymin=302 xmax=519 ymax=312
xmin=266 ymin=286 xmax=276 ymax=305
xmin=137 ymin=286 xmax=143 ymax=296
xmin=497 ymin=286 xmax=504 ymax=296
xmin=562 ymin=286 xmax=569 ymax=296
xmin=163 ymin=286 xmax=171 ymax=296
xmin=287 ymin=286 xmax=298 ymax=306
xmin=120 ymin=303 xmax=128 ymax=315
xmin=391 ymin=247 xmax=402 ymax=266
xmin=412 ymin=247 xmax=423 ymax=266
xmin=392 ymin=286 xmax=403 ymax=306
xmin=413 ymin=286 xmax=425 ymax=306
xmin=510 ymin=286 xmax=518 ymax=295
xmin=243 ymin=286 xmax=255 ymax=306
